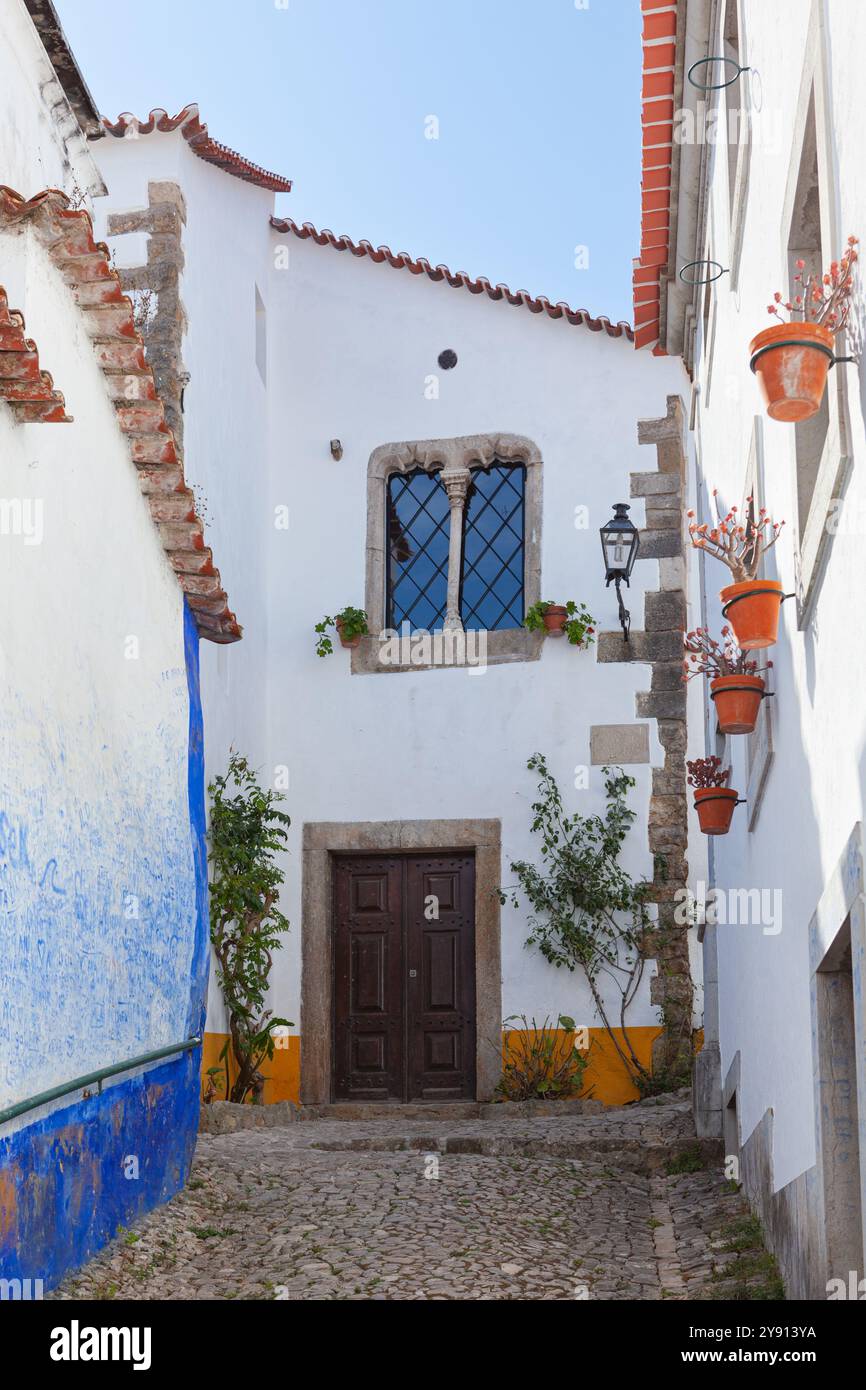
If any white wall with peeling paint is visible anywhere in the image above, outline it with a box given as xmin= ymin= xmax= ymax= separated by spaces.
xmin=0 ymin=223 xmax=196 ymax=1113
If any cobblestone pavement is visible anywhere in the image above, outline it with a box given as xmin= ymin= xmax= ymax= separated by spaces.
xmin=53 ymin=1092 xmax=781 ymax=1301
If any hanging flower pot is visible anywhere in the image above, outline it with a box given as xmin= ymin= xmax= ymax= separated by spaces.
xmin=693 ymin=787 xmax=741 ymax=835
xmin=720 ymin=579 xmax=784 ymax=650
xmin=688 ymin=757 xmax=741 ymax=836
xmin=710 ymin=674 xmax=766 ymax=735
xmin=541 ymin=604 xmax=568 ymax=636
xmin=335 ymin=617 xmax=362 ymax=649
xmin=314 ymin=606 xmax=369 ymax=656
xmin=523 ymin=601 xmax=597 ymax=646
xmin=749 ymin=322 xmax=836 ymax=422
xmin=752 ymin=237 xmax=859 ymax=422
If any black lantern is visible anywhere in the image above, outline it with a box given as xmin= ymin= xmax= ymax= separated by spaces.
xmin=600 ymin=503 xmax=640 ymax=641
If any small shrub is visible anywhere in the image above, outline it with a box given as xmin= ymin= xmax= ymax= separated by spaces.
xmin=495 ymin=1013 xmax=591 ymax=1102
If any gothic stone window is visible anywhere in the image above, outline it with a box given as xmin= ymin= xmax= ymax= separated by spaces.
xmin=361 ymin=433 xmax=542 ymax=672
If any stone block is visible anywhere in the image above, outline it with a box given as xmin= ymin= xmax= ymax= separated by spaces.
xmin=630 ymin=471 xmax=680 ymax=497
xmin=636 ymin=690 xmax=687 ymax=721
xmin=590 ymin=722 xmax=650 ymax=765
xmin=638 ymin=528 xmax=682 ymax=558
xmin=645 ymin=590 xmax=687 ymax=631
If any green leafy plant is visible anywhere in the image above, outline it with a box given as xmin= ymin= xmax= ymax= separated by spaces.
xmin=501 ymin=752 xmax=659 ymax=1094
xmin=523 ymin=600 xmax=596 ymax=648
xmin=495 ymin=1013 xmax=592 ymax=1102
xmin=315 ymin=605 xmax=369 ymax=657
xmin=208 ymin=752 xmax=292 ymax=1104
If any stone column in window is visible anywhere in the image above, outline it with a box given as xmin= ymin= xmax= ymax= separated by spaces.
xmin=440 ymin=467 xmax=470 ymax=631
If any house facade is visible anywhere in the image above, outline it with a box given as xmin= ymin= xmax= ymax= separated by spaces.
xmin=90 ymin=104 xmax=702 ymax=1113
xmin=644 ymin=0 xmax=866 ymax=1298
xmin=0 ymin=1 xmax=238 ymax=1289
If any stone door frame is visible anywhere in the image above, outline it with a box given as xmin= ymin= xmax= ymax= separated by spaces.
xmin=300 ymin=818 xmax=502 ymax=1104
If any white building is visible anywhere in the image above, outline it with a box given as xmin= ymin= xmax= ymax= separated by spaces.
xmin=90 ymin=100 xmax=699 ymax=1111
xmin=0 ymin=0 xmax=238 ymax=1288
xmin=648 ymin=0 xmax=866 ymax=1298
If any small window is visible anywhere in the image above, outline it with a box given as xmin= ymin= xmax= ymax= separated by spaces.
xmin=386 ymin=470 xmax=449 ymax=630
xmin=461 ymin=462 xmax=525 ymax=630
xmin=255 ymin=284 xmax=267 ymax=385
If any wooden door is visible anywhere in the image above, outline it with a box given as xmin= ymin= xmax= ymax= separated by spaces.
xmin=332 ymin=853 xmax=475 ymax=1102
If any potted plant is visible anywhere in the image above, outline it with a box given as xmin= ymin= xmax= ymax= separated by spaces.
xmin=750 ymin=237 xmax=858 ymax=422
xmin=687 ymin=491 xmax=785 ymax=649
xmin=524 ymin=600 xmax=596 ymax=647
xmin=315 ymin=606 xmax=369 ymax=656
xmin=687 ymin=756 xmax=741 ymax=836
xmin=682 ymin=627 xmax=772 ymax=735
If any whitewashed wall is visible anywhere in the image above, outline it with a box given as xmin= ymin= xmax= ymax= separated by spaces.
xmin=92 ymin=126 xmax=692 ymax=1055
xmin=0 ymin=0 xmax=103 ymax=200
xmin=0 ymin=225 xmax=194 ymax=1109
xmin=686 ymin=0 xmax=866 ymax=1190
xmin=263 ymin=233 xmax=688 ymax=1038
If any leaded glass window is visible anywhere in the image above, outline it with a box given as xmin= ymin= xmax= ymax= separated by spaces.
xmin=386 ymin=469 xmax=449 ymax=630
xmin=460 ymin=463 xmax=525 ymax=631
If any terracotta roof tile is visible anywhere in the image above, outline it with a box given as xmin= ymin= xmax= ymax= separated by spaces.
xmin=0 ymin=287 xmax=71 ymax=422
xmin=96 ymin=105 xmax=292 ymax=193
xmin=271 ymin=217 xmax=634 ymax=340
xmin=0 ymin=185 xmax=240 ymax=643
xmin=634 ymin=4 xmax=678 ymax=349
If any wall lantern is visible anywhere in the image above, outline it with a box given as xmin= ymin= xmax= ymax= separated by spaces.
xmin=600 ymin=503 xmax=640 ymax=641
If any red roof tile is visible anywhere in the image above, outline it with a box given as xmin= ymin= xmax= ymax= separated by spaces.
xmin=0 ymin=287 xmax=71 ymax=422
xmin=97 ymin=105 xmax=292 ymax=193
xmin=634 ymin=3 xmax=678 ymax=350
xmin=270 ymin=217 xmax=634 ymax=340
xmin=0 ymin=185 xmax=240 ymax=643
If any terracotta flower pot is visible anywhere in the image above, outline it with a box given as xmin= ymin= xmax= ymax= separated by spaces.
xmin=710 ymin=674 xmax=766 ymax=735
xmin=335 ymin=618 xmax=361 ymax=649
xmin=542 ymin=605 xmax=568 ymax=637
xmin=749 ymin=321 xmax=836 ymax=423
xmin=693 ymin=787 xmax=740 ymax=836
xmin=720 ymin=579 xmax=783 ymax=650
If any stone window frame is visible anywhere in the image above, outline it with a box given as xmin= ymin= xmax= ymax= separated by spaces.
xmin=353 ymin=432 xmax=543 ymax=674
xmin=299 ymin=818 xmax=503 ymax=1104
xmin=781 ymin=5 xmax=854 ymax=624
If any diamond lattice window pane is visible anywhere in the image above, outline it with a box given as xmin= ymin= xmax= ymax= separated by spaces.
xmin=387 ymin=470 xmax=450 ymax=631
xmin=460 ymin=463 xmax=525 ymax=631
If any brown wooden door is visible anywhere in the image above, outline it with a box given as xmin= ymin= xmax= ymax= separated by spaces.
xmin=333 ymin=853 xmax=475 ymax=1102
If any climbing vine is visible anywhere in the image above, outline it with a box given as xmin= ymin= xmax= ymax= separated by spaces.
xmin=500 ymin=752 xmax=657 ymax=1094
xmin=207 ymin=752 xmax=291 ymax=1104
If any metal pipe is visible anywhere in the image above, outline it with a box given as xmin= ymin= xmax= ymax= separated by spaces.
xmin=0 ymin=1035 xmax=202 ymax=1128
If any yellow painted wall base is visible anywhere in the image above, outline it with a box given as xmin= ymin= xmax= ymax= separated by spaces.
xmin=200 ymin=1025 xmax=701 ymax=1108
xmin=201 ymin=1031 xmax=300 ymax=1106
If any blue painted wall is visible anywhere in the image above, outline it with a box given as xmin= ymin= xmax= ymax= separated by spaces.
xmin=0 ymin=602 xmax=208 ymax=1289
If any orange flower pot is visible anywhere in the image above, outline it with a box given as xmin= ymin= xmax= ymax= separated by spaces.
xmin=720 ymin=579 xmax=784 ymax=650
xmin=710 ymin=674 xmax=766 ymax=735
xmin=335 ymin=618 xmax=362 ymax=649
xmin=749 ymin=321 xmax=836 ymax=422
xmin=693 ymin=787 xmax=740 ymax=835
xmin=542 ymin=605 xmax=568 ymax=636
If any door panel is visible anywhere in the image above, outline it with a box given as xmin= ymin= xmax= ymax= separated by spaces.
xmin=333 ymin=857 xmax=403 ymax=1100
xmin=406 ymin=855 xmax=476 ymax=1101
xmin=332 ymin=852 xmax=476 ymax=1102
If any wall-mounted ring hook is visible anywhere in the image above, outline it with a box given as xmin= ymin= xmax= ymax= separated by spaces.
xmin=687 ymin=56 xmax=751 ymax=91
xmin=679 ymin=259 xmax=729 ymax=286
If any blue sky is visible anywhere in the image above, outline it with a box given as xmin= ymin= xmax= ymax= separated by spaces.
xmin=55 ymin=0 xmax=641 ymax=325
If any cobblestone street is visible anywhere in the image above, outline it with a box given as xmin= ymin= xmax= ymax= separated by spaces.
xmin=52 ymin=1092 xmax=782 ymax=1302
